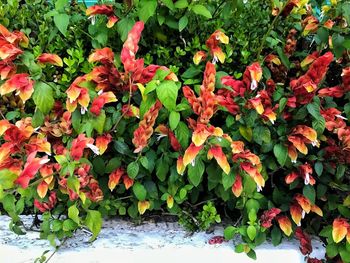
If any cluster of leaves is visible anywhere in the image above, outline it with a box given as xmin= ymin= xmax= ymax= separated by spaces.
xmin=0 ymin=0 xmax=350 ymax=262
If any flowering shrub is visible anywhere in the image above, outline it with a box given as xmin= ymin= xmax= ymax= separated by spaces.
xmin=0 ymin=0 xmax=350 ymax=262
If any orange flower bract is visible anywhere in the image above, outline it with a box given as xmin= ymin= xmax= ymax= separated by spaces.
xmin=332 ymin=218 xmax=349 ymax=243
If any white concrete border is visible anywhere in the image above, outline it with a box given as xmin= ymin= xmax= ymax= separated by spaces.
xmin=0 ymin=216 xmax=325 ymax=263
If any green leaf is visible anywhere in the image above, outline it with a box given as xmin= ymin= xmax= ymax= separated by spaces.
xmin=179 ymin=188 xmax=187 ymax=199
xmin=188 ymin=159 xmax=204 ymax=187
xmin=155 ymin=157 xmax=169 ymax=181
xmin=247 ymin=225 xmax=256 ymax=240
xmin=271 ymin=226 xmax=282 ymax=246
xmin=93 ymin=110 xmax=106 ymax=135
xmin=316 ymin=27 xmax=329 ymax=44
xmin=338 ymin=205 xmax=350 ymax=218
xmin=32 ymin=82 xmax=54 ymax=115
xmin=253 ymin=126 xmax=271 ymax=145
xmin=239 ymin=126 xmax=252 ymax=142
xmin=222 ymin=172 xmax=235 ymax=190
xmin=161 ymin=0 xmax=175 ymax=10
xmin=5 ymin=111 xmax=20 ymax=121
xmin=276 ymin=46 xmax=290 ymax=69
xmin=92 ymin=157 xmax=105 ymax=177
xmin=319 ymin=226 xmax=332 ymax=238
xmin=67 ymin=176 xmax=80 ymax=194
xmin=63 ymin=219 xmax=77 ymax=231
xmin=138 ymin=0 xmax=158 ymax=22
xmin=175 ymin=121 xmax=190 ymax=148
xmin=179 ymin=16 xmax=188 ymax=31
xmin=174 ymin=0 xmax=188 ymax=9
xmin=340 ymin=248 xmax=350 ymax=263
xmin=32 ymin=109 xmax=45 ymax=127
xmin=306 ymin=103 xmax=321 ymax=119
xmin=224 ymin=226 xmax=236 ymax=240
xmin=55 ymin=155 xmax=68 ymax=165
xmin=54 ymin=13 xmax=70 ymax=36
xmin=336 ymin=165 xmax=346 ymax=180
xmin=156 ymin=80 xmax=178 ymax=111
xmin=312 ymin=118 xmax=325 ymax=135
xmin=326 ymin=243 xmax=338 ymax=258
xmin=105 ymin=157 xmax=121 ymax=173
xmin=333 ymin=34 xmax=345 ymax=58
xmin=343 ymin=3 xmax=350 ymax=24
xmin=273 ymin=143 xmax=288 ymax=166
xmin=191 ymin=4 xmax=212 ymax=18
xmin=127 ymin=161 xmax=139 ymax=179
xmin=315 ymin=162 xmax=323 ymax=176
xmin=278 ymin=98 xmax=287 ymax=113
xmin=235 ymin=244 xmax=245 ymax=253
xmin=0 ymin=169 xmax=17 ymax=190
xmin=1 ymin=194 xmax=16 ymax=213
xmin=114 ymin=140 xmax=132 ymax=155
xmin=303 ymin=185 xmax=315 ymax=204
xmin=133 ymin=182 xmax=147 ymax=201
xmin=248 ymin=209 xmax=257 ymax=223
xmin=247 ymin=250 xmax=257 ymax=260
xmin=55 ymin=0 xmax=68 ymax=11
xmin=246 ymin=199 xmax=260 ymax=211
xmin=169 ymin=111 xmax=180 ymax=130
xmin=140 ymin=156 xmax=149 ymax=170
xmin=52 ymin=220 xmax=62 ymax=232
xmin=117 ymin=18 xmax=135 ymax=42
xmin=85 ymin=210 xmax=102 ymax=242
xmin=68 ymin=204 xmax=80 ymax=224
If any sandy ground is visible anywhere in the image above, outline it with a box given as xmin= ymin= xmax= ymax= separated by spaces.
xmin=0 ymin=215 xmax=325 ymax=263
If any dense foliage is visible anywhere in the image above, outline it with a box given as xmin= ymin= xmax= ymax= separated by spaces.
xmin=0 ymin=0 xmax=350 ymax=262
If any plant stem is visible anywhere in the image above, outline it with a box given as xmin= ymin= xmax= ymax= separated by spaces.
xmin=256 ymin=1 xmax=288 ymax=60
xmin=111 ymin=77 xmax=133 ymax=132
xmin=0 ymin=109 xmax=5 ymax=119
xmin=116 ymin=195 xmax=132 ymax=201
xmin=191 ymin=198 xmax=218 ymax=208
xmin=45 ymin=237 xmax=68 ymax=263
xmin=211 ymin=0 xmax=226 ymax=20
xmin=77 ymin=28 xmax=94 ymax=40
xmin=6 ymin=174 xmax=56 ymax=194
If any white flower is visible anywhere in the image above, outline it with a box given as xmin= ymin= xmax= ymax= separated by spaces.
xmin=304 ymin=173 xmax=310 ymax=185
xmin=40 ymin=158 xmax=50 ymax=165
xmin=191 ymin=159 xmax=196 ymax=167
xmin=335 ymin=114 xmax=347 ymax=120
xmin=311 ymin=140 xmax=319 ymax=147
xmin=81 ymin=107 xmax=87 ymax=115
xmin=87 ymin=144 xmax=100 ymax=155
xmin=257 ymin=185 xmax=262 ymax=192
xmin=88 ymin=15 xmax=96 ymax=25
xmin=250 ymin=80 xmax=258 ymax=90
xmin=156 ymin=134 xmax=167 ymax=141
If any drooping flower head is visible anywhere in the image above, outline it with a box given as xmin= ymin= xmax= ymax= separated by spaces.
xmin=70 ymin=134 xmax=99 ymax=161
xmin=121 ymin=21 xmax=145 ymax=75
xmin=37 ymin=53 xmax=63 ymax=67
xmin=0 ymin=73 xmax=34 ymax=103
xmin=88 ymin=48 xmax=114 ymax=64
xmin=15 ymin=152 xmax=50 ymax=188
xmin=205 ymin=30 xmax=229 ymax=64
xmin=86 ymin=4 xmax=118 ymax=28
xmin=260 ymin=207 xmax=281 ymax=228
xmin=90 ymin=91 xmax=117 ymax=116
xmin=66 ymin=76 xmax=90 ymax=114
xmin=132 ymin=100 xmax=162 ymax=153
